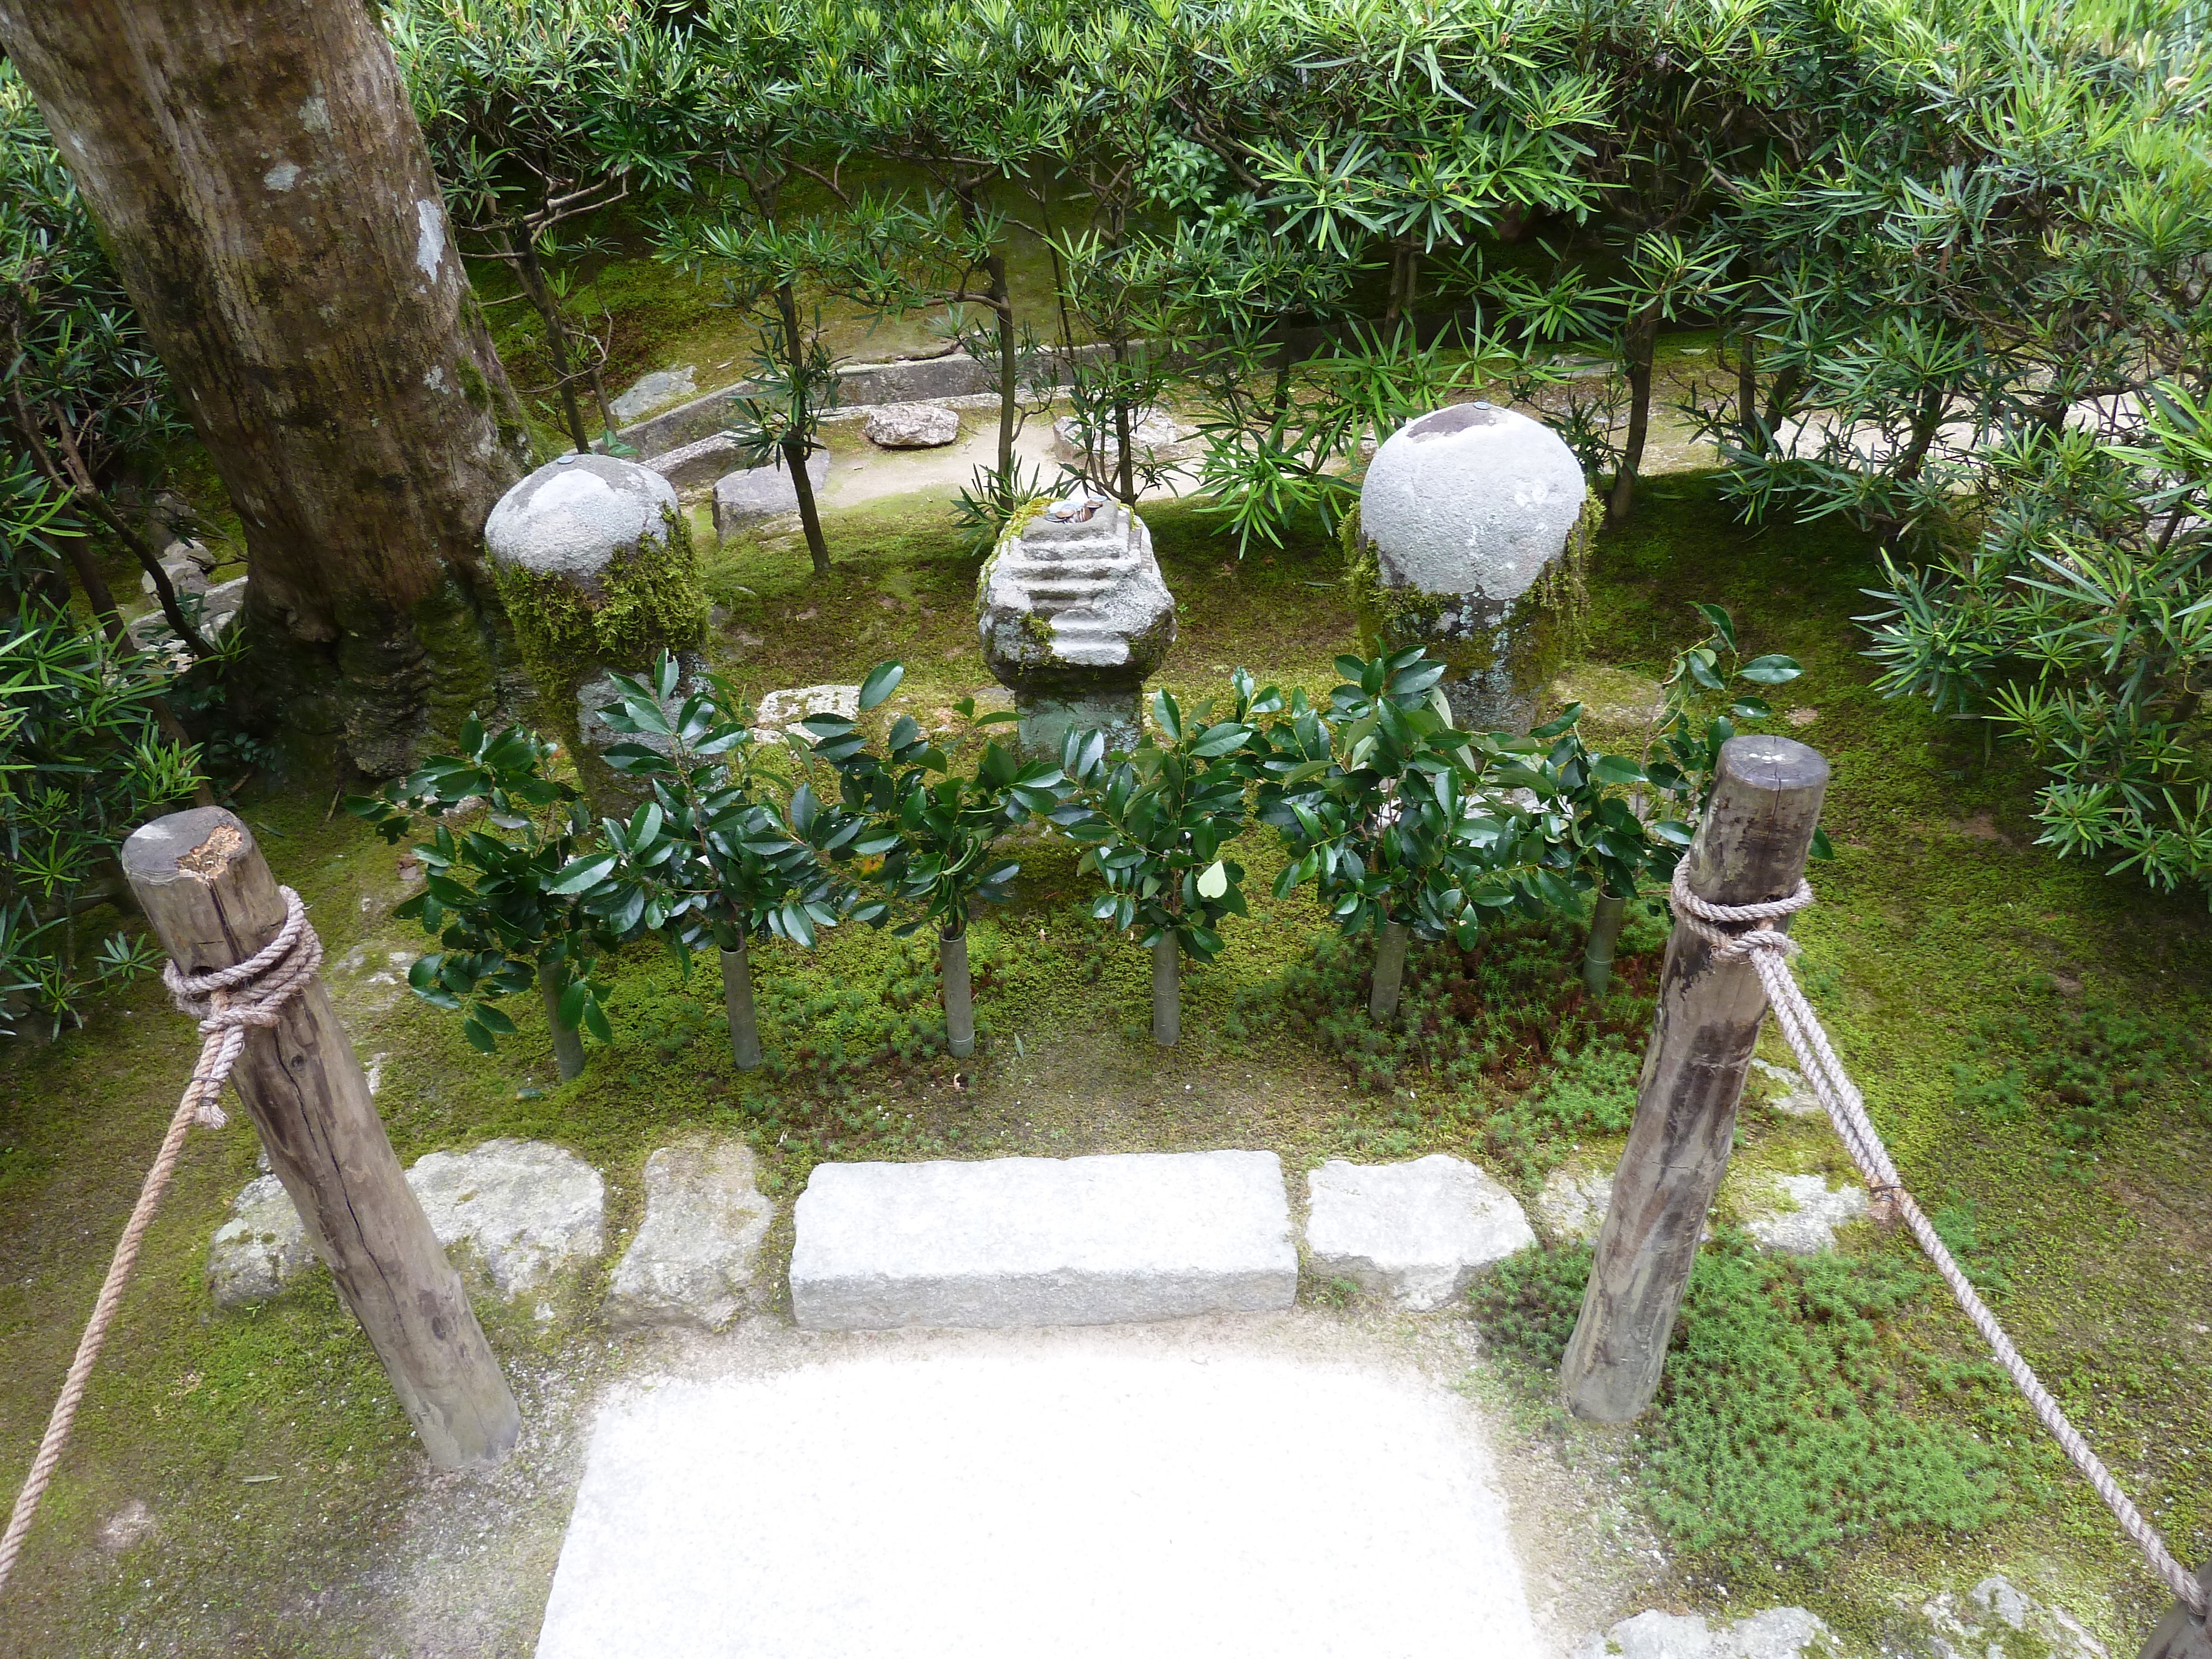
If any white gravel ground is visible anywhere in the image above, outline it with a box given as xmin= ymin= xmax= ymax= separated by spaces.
xmin=533 ymin=1337 xmax=1542 ymax=1659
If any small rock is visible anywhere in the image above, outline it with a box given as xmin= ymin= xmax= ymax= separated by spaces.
xmin=208 ymin=1175 xmax=322 ymax=1308
xmin=1922 ymin=1575 xmax=2107 ymax=1659
xmin=163 ymin=538 xmax=220 ymax=573
xmin=98 ymin=1499 xmax=156 ymax=1552
xmin=1303 ymin=1154 xmax=1535 ymax=1310
xmin=753 ymin=683 xmax=859 ymax=734
xmin=207 ymin=1140 xmax=605 ymax=1306
xmin=1743 ymin=1172 xmax=1867 ymax=1254
xmin=863 ymin=402 xmax=961 ymax=448
xmin=610 ymin=364 xmax=697 ymax=424
xmin=140 ymin=555 xmax=210 ymax=598
xmin=1749 ymin=1057 xmax=1822 ymax=1118
xmin=604 ymin=1140 xmax=774 ymax=1331
xmin=484 ymin=453 xmax=679 ymax=588
xmin=646 ymin=431 xmax=749 ymax=491
xmin=712 ymin=450 xmax=832 ymax=537
xmin=1534 ymin=1163 xmax=1615 ymax=1244
xmin=1051 ymin=405 xmax=1186 ymax=467
xmin=1785 ymin=706 xmax=1818 ymax=727
xmin=408 ymin=1139 xmax=606 ymax=1297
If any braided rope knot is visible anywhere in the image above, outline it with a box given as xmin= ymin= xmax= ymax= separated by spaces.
xmin=158 ymin=886 xmax=322 ymax=1128
xmin=1667 ymin=861 xmax=1812 ymax=962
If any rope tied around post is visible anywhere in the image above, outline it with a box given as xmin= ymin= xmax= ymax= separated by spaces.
xmin=1668 ymin=860 xmax=2208 ymax=1619
xmin=0 ymin=889 xmax=322 ymax=1599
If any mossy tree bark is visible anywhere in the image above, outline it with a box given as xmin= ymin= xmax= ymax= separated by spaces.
xmin=1151 ymin=935 xmax=1180 ymax=1047
xmin=538 ymin=974 xmax=585 ymax=1083
xmin=0 ymin=0 xmax=535 ymax=777
xmin=721 ymin=942 xmax=763 ymax=1071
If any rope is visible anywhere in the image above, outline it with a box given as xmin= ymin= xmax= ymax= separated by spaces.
xmin=1669 ymin=860 xmax=2208 ymax=1617
xmin=0 ymin=889 xmax=321 ymax=1599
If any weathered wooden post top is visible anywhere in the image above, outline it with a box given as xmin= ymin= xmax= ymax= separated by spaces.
xmin=1558 ymin=733 xmax=1829 ymax=1423
xmin=121 ymin=806 xmax=519 ymax=1469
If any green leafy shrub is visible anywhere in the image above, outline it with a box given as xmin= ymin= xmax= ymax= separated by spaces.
xmin=1476 ymin=1240 xmax=2011 ymax=1569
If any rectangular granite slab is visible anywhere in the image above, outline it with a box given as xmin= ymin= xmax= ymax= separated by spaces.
xmin=789 ymin=1150 xmax=1297 ymax=1329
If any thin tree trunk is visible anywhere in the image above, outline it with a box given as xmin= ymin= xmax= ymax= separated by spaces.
xmin=774 ymin=281 xmax=831 ymax=576
xmin=1582 ymin=889 xmax=1628 ymax=996
xmin=1734 ymin=333 xmax=1763 ymax=453
xmin=512 ymin=233 xmax=591 ymax=455
xmin=1607 ymin=304 xmax=1661 ymax=526
xmin=540 ymin=973 xmax=585 ymax=1083
xmin=720 ymin=941 xmax=761 ymax=1070
xmin=1893 ymin=384 xmax=1949 ymax=483
xmin=985 ymin=246 xmax=1018 ymax=482
xmin=941 ymin=924 xmax=974 ymax=1060
xmin=1369 ymin=920 xmax=1408 ymax=1021
xmin=1151 ymin=933 xmax=1179 ymax=1047
xmin=0 ymin=0 xmax=534 ymax=778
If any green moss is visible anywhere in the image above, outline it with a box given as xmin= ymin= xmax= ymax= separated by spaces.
xmin=494 ymin=505 xmax=705 ymax=713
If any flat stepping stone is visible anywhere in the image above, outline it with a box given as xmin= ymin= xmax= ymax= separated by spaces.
xmin=1741 ymin=1172 xmax=1867 ymax=1255
xmin=535 ymin=1347 xmax=1541 ymax=1659
xmin=790 ymin=1150 xmax=1297 ymax=1330
xmin=206 ymin=1138 xmax=604 ymax=1307
xmin=604 ymin=1140 xmax=773 ymax=1332
xmin=1305 ymin=1155 xmax=1535 ymax=1310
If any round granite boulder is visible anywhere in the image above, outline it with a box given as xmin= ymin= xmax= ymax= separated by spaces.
xmin=1350 ymin=403 xmax=1592 ymax=733
xmin=485 ymin=452 xmax=680 ymax=593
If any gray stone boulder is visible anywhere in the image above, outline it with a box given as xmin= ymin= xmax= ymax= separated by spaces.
xmin=863 ymin=402 xmax=961 ymax=448
xmin=1051 ymin=406 xmax=1187 ymax=469
xmin=1922 ymin=1577 xmax=2107 ymax=1659
xmin=1579 ymin=1608 xmax=1839 ymax=1659
xmin=207 ymin=1175 xmax=323 ymax=1308
xmin=206 ymin=1139 xmax=606 ymax=1307
xmin=604 ymin=1140 xmax=774 ymax=1331
xmin=484 ymin=452 xmax=679 ymax=589
xmin=1353 ymin=402 xmax=1591 ymax=733
xmin=611 ymin=364 xmax=697 ymax=424
xmin=1742 ymin=1172 xmax=1867 ymax=1255
xmin=646 ymin=432 xmax=749 ymax=492
xmin=140 ymin=554 xmax=210 ymax=598
xmin=1303 ymin=1155 xmax=1534 ymax=1309
xmin=712 ymin=450 xmax=832 ymax=538
xmin=752 ymin=683 xmax=860 ymax=735
xmin=977 ymin=493 xmax=1175 ymax=758
xmin=408 ymin=1139 xmax=606 ymax=1298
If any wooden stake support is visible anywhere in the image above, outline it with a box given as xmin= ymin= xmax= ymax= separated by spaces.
xmin=1558 ymin=734 xmax=1829 ymax=1422
xmin=122 ymin=806 xmax=520 ymax=1469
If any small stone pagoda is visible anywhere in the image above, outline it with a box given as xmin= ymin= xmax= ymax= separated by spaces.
xmin=1350 ymin=401 xmax=1593 ymax=734
xmin=978 ymin=492 xmax=1175 ymax=758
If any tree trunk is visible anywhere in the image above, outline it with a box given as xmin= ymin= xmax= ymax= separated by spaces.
xmin=1606 ymin=303 xmax=1660 ymax=526
xmin=940 ymin=924 xmax=974 ymax=1060
xmin=987 ymin=250 xmax=1018 ymax=483
xmin=1582 ymin=889 xmax=1628 ymax=996
xmin=1733 ymin=333 xmax=1763 ymax=453
xmin=1151 ymin=933 xmax=1180 ymax=1047
xmin=1369 ymin=920 xmax=1408 ymax=1021
xmin=539 ymin=972 xmax=585 ymax=1083
xmin=0 ymin=0 xmax=535 ymax=778
xmin=773 ymin=281 xmax=831 ymax=576
xmin=720 ymin=941 xmax=761 ymax=1071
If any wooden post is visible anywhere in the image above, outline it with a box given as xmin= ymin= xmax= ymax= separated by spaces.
xmin=2139 ymin=1563 xmax=2212 ymax=1659
xmin=122 ymin=807 xmax=520 ymax=1469
xmin=1558 ymin=735 xmax=1828 ymax=1421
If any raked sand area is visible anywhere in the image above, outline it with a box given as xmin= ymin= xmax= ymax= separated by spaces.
xmin=533 ymin=1337 xmax=1541 ymax=1659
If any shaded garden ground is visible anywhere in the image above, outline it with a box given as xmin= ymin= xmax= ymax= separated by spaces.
xmin=1 ymin=476 xmax=2206 ymax=1657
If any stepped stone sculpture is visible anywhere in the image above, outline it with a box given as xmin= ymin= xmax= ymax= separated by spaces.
xmin=483 ymin=452 xmax=703 ymax=811
xmin=1350 ymin=401 xmax=1593 ymax=734
xmin=978 ymin=492 xmax=1175 ymax=758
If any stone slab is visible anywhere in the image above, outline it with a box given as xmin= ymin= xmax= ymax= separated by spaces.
xmin=711 ymin=451 xmax=831 ymax=537
xmin=1578 ymin=1608 xmax=1839 ymax=1659
xmin=534 ymin=1344 xmax=1541 ymax=1659
xmin=789 ymin=1150 xmax=1297 ymax=1329
xmin=1742 ymin=1172 xmax=1867 ymax=1255
xmin=1305 ymin=1155 xmax=1535 ymax=1310
xmin=604 ymin=1140 xmax=773 ymax=1331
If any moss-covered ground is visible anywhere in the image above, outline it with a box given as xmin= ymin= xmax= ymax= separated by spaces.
xmin=2 ymin=477 xmax=2207 ymax=1656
